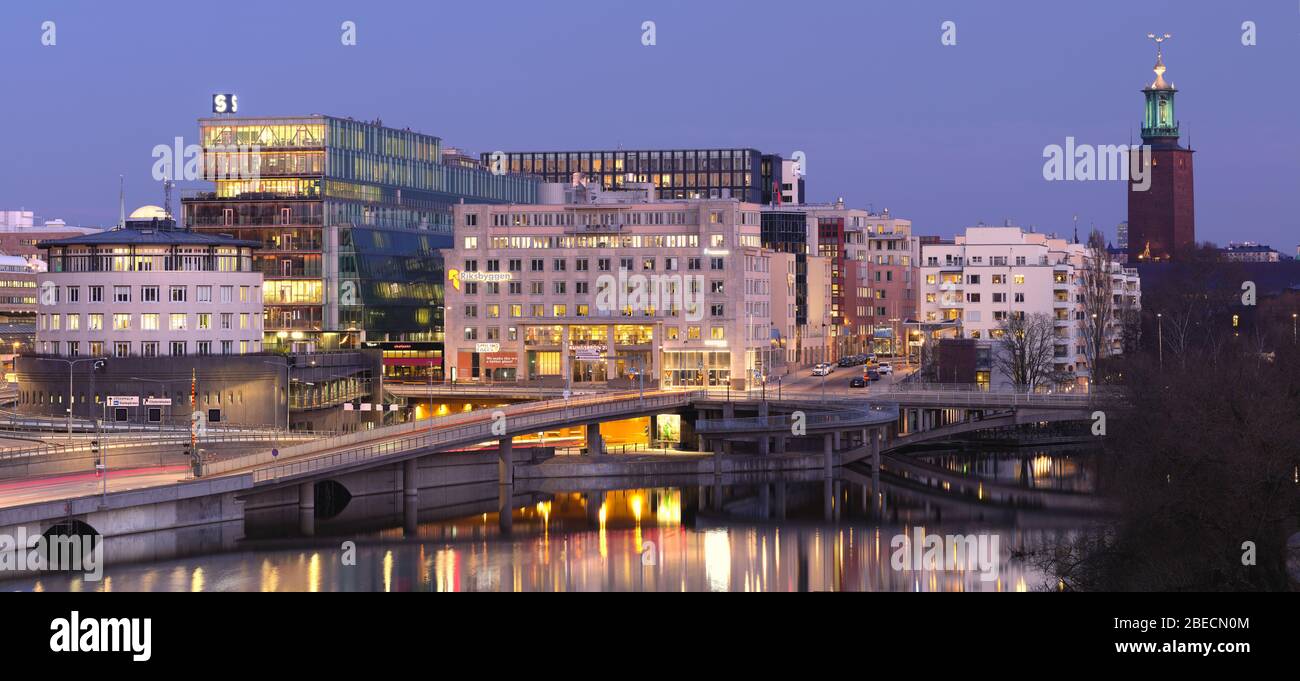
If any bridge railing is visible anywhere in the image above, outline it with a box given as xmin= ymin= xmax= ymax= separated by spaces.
xmin=249 ymin=390 xmax=702 ymax=484
xmin=695 ymin=405 xmax=899 ymax=433
xmin=0 ymin=429 xmax=334 ymax=463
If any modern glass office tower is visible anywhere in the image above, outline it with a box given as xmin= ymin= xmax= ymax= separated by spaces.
xmin=183 ymin=116 xmax=538 ymax=370
xmin=482 ymin=149 xmax=786 ymax=204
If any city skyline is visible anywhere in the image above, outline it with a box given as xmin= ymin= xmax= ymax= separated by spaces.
xmin=2 ymin=0 xmax=1297 ymax=249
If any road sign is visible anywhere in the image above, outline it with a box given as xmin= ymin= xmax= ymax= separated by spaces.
xmin=107 ymin=396 xmax=139 ymax=407
xmin=144 ymin=397 xmax=172 ymax=406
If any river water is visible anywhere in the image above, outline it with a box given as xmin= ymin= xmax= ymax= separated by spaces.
xmin=4 ymin=444 xmax=1103 ymax=592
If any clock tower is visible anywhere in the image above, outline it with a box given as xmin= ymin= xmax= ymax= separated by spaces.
xmin=1127 ymin=33 xmax=1195 ymax=262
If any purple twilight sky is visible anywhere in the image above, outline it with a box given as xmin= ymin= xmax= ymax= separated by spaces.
xmin=1 ymin=0 xmax=1296 ymax=249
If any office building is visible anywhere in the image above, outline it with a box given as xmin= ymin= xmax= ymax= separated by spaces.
xmin=443 ymin=181 xmax=780 ymax=390
xmin=484 ymin=148 xmax=792 ymax=205
xmin=182 ymin=115 xmax=539 ymax=371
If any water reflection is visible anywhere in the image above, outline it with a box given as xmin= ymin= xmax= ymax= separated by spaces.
xmin=918 ymin=445 xmax=1099 ymax=493
xmin=8 ymin=466 xmax=1098 ymax=592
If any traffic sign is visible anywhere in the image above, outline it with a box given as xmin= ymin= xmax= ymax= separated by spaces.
xmin=107 ymin=396 xmax=139 ymax=407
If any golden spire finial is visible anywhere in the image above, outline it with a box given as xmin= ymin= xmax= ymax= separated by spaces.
xmin=1147 ymin=33 xmax=1172 ymax=89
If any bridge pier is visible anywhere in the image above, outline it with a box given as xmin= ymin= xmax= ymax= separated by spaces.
xmin=774 ymin=435 xmax=786 ymax=454
xmin=298 ymin=481 xmax=315 ymax=536
xmin=498 ymin=484 xmax=513 ymax=534
xmin=498 ymin=437 xmax=513 ymax=485
xmin=870 ymin=427 xmax=882 ymax=473
xmin=823 ymin=432 xmax=834 ymax=479
xmin=404 ymin=495 xmax=418 ymax=535
xmin=712 ymin=439 xmax=724 ymax=477
xmin=585 ymin=423 xmax=603 ymax=456
xmin=403 ymin=458 xmax=418 ymax=499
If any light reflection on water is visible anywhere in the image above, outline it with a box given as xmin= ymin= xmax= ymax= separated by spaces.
xmin=9 ymin=474 xmax=1089 ymax=592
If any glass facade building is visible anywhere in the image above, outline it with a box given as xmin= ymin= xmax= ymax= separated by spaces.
xmin=183 ymin=115 xmax=537 ymax=361
xmin=483 ymin=149 xmax=782 ymax=204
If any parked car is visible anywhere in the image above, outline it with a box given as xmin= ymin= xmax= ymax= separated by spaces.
xmin=849 ymin=377 xmax=866 ymax=388
xmin=812 ymin=363 xmax=832 ymax=376
xmin=837 ymin=357 xmax=854 ymax=368
xmin=866 ymin=370 xmax=881 ymax=382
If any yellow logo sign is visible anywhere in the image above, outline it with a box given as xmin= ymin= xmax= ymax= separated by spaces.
xmin=448 ymin=269 xmax=461 ymax=291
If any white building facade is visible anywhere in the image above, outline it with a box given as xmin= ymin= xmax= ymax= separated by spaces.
xmin=919 ymin=227 xmax=1139 ymax=386
xmin=35 ymin=226 xmax=264 ymax=359
xmin=444 ymin=189 xmax=780 ymax=390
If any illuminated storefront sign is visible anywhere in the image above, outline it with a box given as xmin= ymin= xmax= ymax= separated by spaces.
xmin=475 ymin=342 xmax=501 ymax=353
xmin=448 ymin=269 xmax=514 ymax=290
xmin=212 ymin=93 xmax=239 ymax=114
xmin=484 ymin=352 xmax=516 ymax=367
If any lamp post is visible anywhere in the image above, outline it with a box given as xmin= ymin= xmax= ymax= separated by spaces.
xmin=46 ymin=357 xmax=108 ymax=441
xmin=1292 ymin=312 xmax=1296 ymax=345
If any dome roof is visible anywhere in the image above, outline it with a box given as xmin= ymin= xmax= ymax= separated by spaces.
xmin=128 ymin=205 xmax=169 ymax=220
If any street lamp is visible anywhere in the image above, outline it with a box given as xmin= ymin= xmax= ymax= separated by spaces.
xmin=45 ymin=356 xmax=108 ymax=441
xmin=1292 ymin=312 xmax=1296 ymax=345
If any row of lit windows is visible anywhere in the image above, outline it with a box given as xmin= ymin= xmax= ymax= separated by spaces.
xmin=463 ymin=324 xmax=728 ymax=344
xmin=39 ymin=311 xmax=259 ymax=332
xmin=462 ymin=255 xmax=726 ymax=274
xmin=41 ymin=284 xmax=257 ymax=305
xmin=40 ymin=338 xmax=261 ymax=358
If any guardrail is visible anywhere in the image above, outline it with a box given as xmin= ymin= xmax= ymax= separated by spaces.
xmin=695 ymin=405 xmax=899 ymax=434
xmin=249 ymin=390 xmax=701 ymax=484
xmin=0 ymin=429 xmax=333 ymax=463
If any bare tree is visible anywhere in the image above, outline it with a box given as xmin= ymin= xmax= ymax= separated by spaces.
xmin=993 ymin=312 xmax=1057 ymax=389
xmin=1079 ymin=229 xmax=1115 ymax=373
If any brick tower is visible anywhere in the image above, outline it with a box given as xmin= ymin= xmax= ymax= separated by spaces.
xmin=1127 ymin=33 xmax=1195 ymax=262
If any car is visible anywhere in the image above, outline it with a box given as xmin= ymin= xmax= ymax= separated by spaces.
xmin=812 ymin=363 xmax=831 ymax=376
xmin=876 ymin=363 xmax=893 ymax=375
xmin=849 ymin=377 xmax=866 ymax=388
xmin=866 ymin=370 xmax=881 ymax=382
xmin=837 ymin=357 xmax=854 ymax=368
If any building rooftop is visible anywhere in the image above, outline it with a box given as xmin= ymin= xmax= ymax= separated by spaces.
xmin=36 ymin=219 xmax=259 ymax=249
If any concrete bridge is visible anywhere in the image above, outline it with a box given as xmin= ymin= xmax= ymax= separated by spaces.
xmin=0 ymin=384 xmax=1108 ymax=548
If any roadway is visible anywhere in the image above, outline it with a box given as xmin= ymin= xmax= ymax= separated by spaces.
xmin=0 ymin=465 xmax=191 ymax=508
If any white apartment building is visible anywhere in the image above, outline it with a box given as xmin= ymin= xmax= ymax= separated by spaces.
xmin=444 ymin=186 xmax=780 ymax=390
xmin=35 ymin=225 xmax=264 ymax=359
xmin=919 ymin=226 xmax=1139 ymax=385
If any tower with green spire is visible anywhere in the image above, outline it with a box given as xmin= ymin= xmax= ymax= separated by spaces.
xmin=1127 ymin=32 xmax=1195 ymax=263
xmin=1141 ymin=33 xmax=1180 ymax=145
